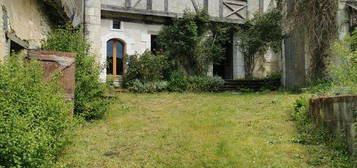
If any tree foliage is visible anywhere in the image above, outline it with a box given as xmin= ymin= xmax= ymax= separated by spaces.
xmin=158 ymin=10 xmax=230 ymax=75
xmin=42 ymin=25 xmax=110 ymax=120
xmin=237 ymin=8 xmax=284 ymax=78
xmin=290 ymin=0 xmax=338 ymax=81
xmin=328 ymin=30 xmax=357 ymax=95
xmin=0 ymin=56 xmax=72 ymax=168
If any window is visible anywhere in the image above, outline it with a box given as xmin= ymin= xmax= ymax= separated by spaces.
xmin=113 ymin=19 xmax=121 ymax=29
xmin=151 ymin=35 xmax=159 ymax=54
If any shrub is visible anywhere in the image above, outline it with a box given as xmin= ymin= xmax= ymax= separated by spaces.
xmin=187 ymin=76 xmax=225 ymax=92
xmin=237 ymin=8 xmax=284 ymax=78
xmin=158 ymin=10 xmax=228 ymax=75
xmin=167 ymin=70 xmax=189 ymax=92
xmin=0 ymin=56 xmax=71 ymax=168
xmin=329 ymin=37 xmax=357 ymax=95
xmin=291 ymin=96 xmax=309 ymax=123
xmin=123 ymin=51 xmax=170 ymax=87
xmin=128 ymin=79 xmax=168 ymax=93
xmin=263 ymin=72 xmax=281 ymax=90
xmin=42 ymin=25 xmax=109 ymax=120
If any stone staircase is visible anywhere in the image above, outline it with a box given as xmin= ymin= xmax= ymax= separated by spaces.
xmin=224 ymin=79 xmax=281 ymax=91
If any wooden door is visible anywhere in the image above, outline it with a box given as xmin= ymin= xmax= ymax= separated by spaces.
xmin=107 ymin=39 xmax=125 ymax=76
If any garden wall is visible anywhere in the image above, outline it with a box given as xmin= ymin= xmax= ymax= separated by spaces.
xmin=309 ymin=95 xmax=357 ymax=155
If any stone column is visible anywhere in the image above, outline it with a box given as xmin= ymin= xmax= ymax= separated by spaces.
xmin=207 ymin=63 xmax=213 ymax=77
xmin=84 ymin=0 xmax=101 ymax=60
xmin=232 ymin=33 xmax=245 ymax=79
xmin=337 ymin=1 xmax=349 ymax=41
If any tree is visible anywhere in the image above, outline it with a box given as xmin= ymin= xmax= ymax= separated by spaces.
xmin=237 ymin=9 xmax=284 ymax=78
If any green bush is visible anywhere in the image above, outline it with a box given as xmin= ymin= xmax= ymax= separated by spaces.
xmin=187 ymin=76 xmax=225 ymax=92
xmin=0 ymin=56 xmax=72 ymax=168
xmin=167 ymin=70 xmax=189 ymax=92
xmin=128 ymin=79 xmax=168 ymax=93
xmin=329 ymin=37 xmax=357 ymax=95
xmin=123 ymin=51 xmax=170 ymax=87
xmin=158 ymin=10 xmax=228 ymax=75
xmin=291 ymin=96 xmax=309 ymax=123
xmin=42 ymin=25 xmax=109 ymax=120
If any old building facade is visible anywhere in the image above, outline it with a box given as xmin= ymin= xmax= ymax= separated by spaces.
xmin=281 ymin=0 xmax=352 ymax=88
xmin=84 ymin=0 xmax=280 ymax=81
xmin=0 ymin=0 xmax=280 ymax=82
xmin=0 ymin=0 xmax=83 ymax=60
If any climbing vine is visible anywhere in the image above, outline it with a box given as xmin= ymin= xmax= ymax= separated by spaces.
xmin=289 ymin=0 xmax=338 ymax=81
xmin=237 ymin=8 xmax=284 ymax=78
xmin=158 ymin=10 xmax=231 ymax=76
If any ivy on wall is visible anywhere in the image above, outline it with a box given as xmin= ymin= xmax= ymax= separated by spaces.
xmin=289 ymin=0 xmax=338 ymax=81
xmin=157 ymin=10 xmax=232 ymax=76
xmin=237 ymin=8 xmax=284 ymax=78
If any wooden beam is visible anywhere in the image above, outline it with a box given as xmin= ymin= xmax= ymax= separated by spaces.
xmin=219 ymin=0 xmax=223 ymax=17
xmin=147 ymin=0 xmax=152 ymax=10
xmin=204 ymin=0 xmax=208 ymax=10
xmin=226 ymin=5 xmax=247 ymax=19
xmin=191 ymin=0 xmax=199 ymax=12
xmin=164 ymin=0 xmax=168 ymax=12
xmin=133 ymin=0 xmax=142 ymax=8
xmin=259 ymin=0 xmax=264 ymax=12
xmin=125 ymin=0 xmax=131 ymax=8
xmin=101 ymin=4 xmax=245 ymax=24
xmin=223 ymin=2 xmax=246 ymax=19
xmin=113 ymin=41 xmax=117 ymax=76
xmin=7 ymin=32 xmax=29 ymax=49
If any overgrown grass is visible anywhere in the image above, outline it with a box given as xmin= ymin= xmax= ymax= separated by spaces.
xmin=54 ymin=92 xmax=352 ymax=168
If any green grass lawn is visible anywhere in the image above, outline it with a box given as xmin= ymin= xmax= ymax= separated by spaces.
xmin=56 ymin=92 xmax=334 ymax=168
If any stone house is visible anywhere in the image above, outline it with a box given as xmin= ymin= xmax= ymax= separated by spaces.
xmin=0 ymin=0 xmax=83 ymax=60
xmin=0 ymin=0 xmax=280 ymax=82
xmin=84 ymin=0 xmax=281 ymax=81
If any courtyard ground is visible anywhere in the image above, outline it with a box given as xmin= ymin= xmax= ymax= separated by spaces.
xmin=56 ymin=92 xmax=335 ymax=168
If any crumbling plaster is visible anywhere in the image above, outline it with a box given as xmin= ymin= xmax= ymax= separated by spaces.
xmin=0 ymin=0 xmax=52 ymax=60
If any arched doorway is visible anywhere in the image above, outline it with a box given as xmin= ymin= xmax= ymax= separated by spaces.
xmin=107 ymin=39 xmax=125 ymax=76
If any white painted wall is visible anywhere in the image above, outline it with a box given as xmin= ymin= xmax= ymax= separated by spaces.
xmin=100 ymin=18 xmax=162 ymax=78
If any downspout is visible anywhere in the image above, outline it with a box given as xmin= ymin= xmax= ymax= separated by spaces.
xmin=191 ymin=0 xmax=199 ymax=13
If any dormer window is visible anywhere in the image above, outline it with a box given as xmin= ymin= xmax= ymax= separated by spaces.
xmin=113 ymin=19 xmax=121 ymax=29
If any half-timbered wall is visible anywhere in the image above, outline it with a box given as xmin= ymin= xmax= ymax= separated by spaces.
xmin=89 ymin=0 xmax=281 ymax=80
xmin=101 ymin=0 xmax=251 ymax=23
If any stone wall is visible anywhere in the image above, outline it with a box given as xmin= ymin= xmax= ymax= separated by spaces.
xmin=281 ymin=0 xmax=350 ymax=88
xmin=309 ymin=95 xmax=357 ymax=155
xmin=0 ymin=0 xmax=83 ymax=61
xmin=93 ymin=0 xmax=281 ymax=80
xmin=59 ymin=0 xmax=84 ymax=27
xmin=85 ymin=0 xmax=102 ymax=59
xmin=0 ymin=0 xmax=52 ymax=60
xmin=100 ymin=18 xmax=162 ymax=79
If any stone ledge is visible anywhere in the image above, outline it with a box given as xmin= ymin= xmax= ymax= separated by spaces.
xmin=309 ymin=94 xmax=357 ymax=155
